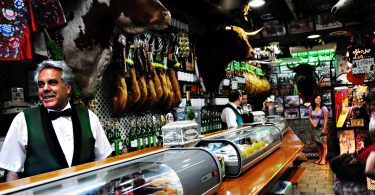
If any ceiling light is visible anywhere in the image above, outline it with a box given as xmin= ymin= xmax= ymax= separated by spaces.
xmin=261 ymin=14 xmax=274 ymax=20
xmin=329 ymin=30 xmax=348 ymax=36
xmin=248 ymin=0 xmax=265 ymax=8
xmin=307 ymin=34 xmax=321 ymax=39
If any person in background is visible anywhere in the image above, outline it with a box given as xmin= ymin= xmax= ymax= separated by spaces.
xmin=308 ymin=94 xmax=329 ymax=165
xmin=240 ymin=93 xmax=253 ymax=123
xmin=221 ymin=90 xmax=243 ymax=129
xmin=240 ymin=94 xmax=253 ymax=113
xmin=360 ymin=94 xmax=375 ymax=179
xmin=0 ymin=61 xmax=112 ymax=181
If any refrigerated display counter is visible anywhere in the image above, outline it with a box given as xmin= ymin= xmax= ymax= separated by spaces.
xmin=266 ymin=115 xmax=288 ymax=134
xmin=196 ymin=124 xmax=283 ymax=177
xmin=217 ymin=127 xmax=305 ymax=195
xmin=0 ymin=147 xmax=223 ymax=195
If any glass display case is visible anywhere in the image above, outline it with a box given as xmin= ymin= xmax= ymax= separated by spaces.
xmin=196 ymin=124 xmax=283 ymax=177
xmin=266 ymin=115 xmax=288 ymax=134
xmin=2 ymin=148 xmax=222 ymax=195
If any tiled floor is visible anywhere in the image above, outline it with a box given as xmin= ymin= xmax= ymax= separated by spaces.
xmin=297 ymin=159 xmax=335 ymax=195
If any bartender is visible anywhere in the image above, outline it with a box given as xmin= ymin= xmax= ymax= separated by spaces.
xmin=240 ymin=93 xmax=254 ymax=123
xmin=221 ymin=90 xmax=243 ymax=129
xmin=0 ymin=61 xmax=112 ymax=181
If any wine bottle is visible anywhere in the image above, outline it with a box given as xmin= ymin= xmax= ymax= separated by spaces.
xmin=129 ymin=118 xmax=138 ymax=152
xmin=136 ymin=118 xmax=143 ymax=151
xmin=113 ymin=120 xmax=122 ymax=156
xmin=184 ymin=91 xmax=195 ymax=120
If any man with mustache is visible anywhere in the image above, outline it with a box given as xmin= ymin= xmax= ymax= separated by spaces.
xmin=0 ymin=61 xmax=112 ymax=181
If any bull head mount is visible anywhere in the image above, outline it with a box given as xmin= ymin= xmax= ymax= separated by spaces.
xmin=288 ymin=63 xmax=319 ymax=104
xmin=59 ymin=0 xmax=171 ymax=98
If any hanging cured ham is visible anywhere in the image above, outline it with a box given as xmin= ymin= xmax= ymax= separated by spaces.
xmin=124 ymin=45 xmax=141 ymax=110
xmin=149 ymin=52 xmax=164 ymax=109
xmin=168 ymin=55 xmax=182 ymax=108
xmin=112 ymin=37 xmax=128 ymax=115
xmin=112 ymin=75 xmax=127 ymax=114
xmin=141 ymin=45 xmax=157 ymax=111
xmin=132 ymin=46 xmax=148 ymax=112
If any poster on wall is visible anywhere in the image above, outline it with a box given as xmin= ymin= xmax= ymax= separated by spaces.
xmin=338 ymin=130 xmax=355 ymax=155
xmin=334 ymin=86 xmax=350 ymax=127
xmin=277 ymin=73 xmax=291 ymax=84
xmin=262 ymin=20 xmax=286 ymax=38
xmin=285 ymin=107 xmax=300 ymax=119
xmin=279 ymin=85 xmax=293 ymax=96
xmin=284 ymin=95 xmax=300 ymax=107
xmin=269 ymin=74 xmax=278 ymax=86
xmin=288 ymin=16 xmax=313 ymax=34
xmin=323 ymin=93 xmax=332 ymax=105
xmin=300 ymin=106 xmax=309 ymax=119
xmin=268 ymin=65 xmax=280 ymax=74
xmin=356 ymin=130 xmax=367 ymax=153
xmin=315 ymin=12 xmax=342 ymax=30
xmin=348 ymin=45 xmax=375 ymax=81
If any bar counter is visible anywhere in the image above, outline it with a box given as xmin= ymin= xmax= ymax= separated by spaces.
xmin=0 ymin=128 xmax=304 ymax=194
xmin=217 ymin=127 xmax=304 ymax=195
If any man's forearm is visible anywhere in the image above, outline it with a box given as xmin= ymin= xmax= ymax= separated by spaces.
xmin=6 ymin=171 xmax=19 ymax=182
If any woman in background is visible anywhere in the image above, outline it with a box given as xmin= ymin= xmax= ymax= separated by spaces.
xmin=308 ymin=94 xmax=329 ymax=165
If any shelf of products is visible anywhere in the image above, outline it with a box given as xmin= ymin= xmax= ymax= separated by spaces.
xmin=196 ymin=124 xmax=283 ymax=177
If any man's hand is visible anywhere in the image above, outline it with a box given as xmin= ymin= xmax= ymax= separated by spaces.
xmin=6 ymin=171 xmax=19 ymax=182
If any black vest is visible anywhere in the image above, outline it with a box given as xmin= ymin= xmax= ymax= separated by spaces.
xmin=23 ymin=105 xmax=95 ymax=177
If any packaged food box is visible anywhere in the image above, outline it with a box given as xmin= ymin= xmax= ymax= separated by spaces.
xmin=251 ymin=111 xmax=266 ymax=124
xmin=162 ymin=121 xmax=200 ymax=146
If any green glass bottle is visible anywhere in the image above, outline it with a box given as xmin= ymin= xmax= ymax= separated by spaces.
xmin=105 ymin=122 xmax=115 ymax=156
xmin=136 ymin=118 xmax=143 ymax=151
xmin=146 ymin=117 xmax=154 ymax=148
xmin=152 ymin=120 xmax=157 ymax=147
xmin=141 ymin=118 xmax=148 ymax=149
xmin=113 ymin=120 xmax=122 ymax=156
xmin=157 ymin=115 xmax=165 ymax=146
xmin=129 ymin=118 xmax=137 ymax=152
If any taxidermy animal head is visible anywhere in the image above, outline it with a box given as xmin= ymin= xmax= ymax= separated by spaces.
xmin=195 ymin=26 xmax=259 ymax=93
xmin=331 ymin=0 xmax=375 ymax=22
xmin=289 ymin=63 xmax=319 ymax=103
xmin=59 ymin=0 xmax=171 ymax=98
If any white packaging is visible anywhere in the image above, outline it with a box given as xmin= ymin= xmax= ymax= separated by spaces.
xmin=162 ymin=121 xmax=200 ymax=146
xmin=11 ymin=87 xmax=24 ymax=101
xmin=251 ymin=111 xmax=266 ymax=123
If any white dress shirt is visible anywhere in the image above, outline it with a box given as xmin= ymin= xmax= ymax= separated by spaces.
xmin=0 ymin=103 xmax=112 ymax=172
xmin=221 ymin=102 xmax=242 ymax=129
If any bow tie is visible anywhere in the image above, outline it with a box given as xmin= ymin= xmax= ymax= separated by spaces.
xmin=48 ymin=109 xmax=72 ymax=120
xmin=237 ymin=106 xmax=243 ymax=110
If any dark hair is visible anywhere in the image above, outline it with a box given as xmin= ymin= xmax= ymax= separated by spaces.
xmin=311 ymin=94 xmax=324 ymax=110
xmin=329 ymin=154 xmax=366 ymax=183
xmin=228 ymin=90 xmax=242 ymax=102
